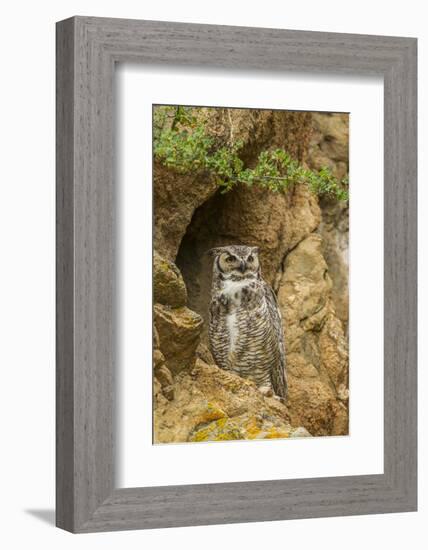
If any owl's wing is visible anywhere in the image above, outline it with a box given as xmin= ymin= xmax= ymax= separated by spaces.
xmin=208 ymin=297 xmax=227 ymax=370
xmin=263 ymin=282 xmax=288 ymax=401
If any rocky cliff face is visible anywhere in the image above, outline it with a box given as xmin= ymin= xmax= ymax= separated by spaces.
xmin=308 ymin=113 xmax=350 ymax=333
xmin=153 ymin=108 xmax=349 ymax=443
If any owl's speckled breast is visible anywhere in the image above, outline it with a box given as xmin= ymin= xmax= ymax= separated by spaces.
xmin=221 ymin=279 xmax=250 ymax=353
xmin=221 ymin=278 xmax=249 ymax=306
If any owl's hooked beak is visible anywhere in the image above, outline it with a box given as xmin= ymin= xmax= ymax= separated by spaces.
xmin=238 ymin=260 xmax=246 ymax=273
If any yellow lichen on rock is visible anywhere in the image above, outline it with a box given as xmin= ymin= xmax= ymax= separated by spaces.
xmin=190 ymin=418 xmax=244 ymax=442
xmin=153 ymin=359 xmax=309 ymax=444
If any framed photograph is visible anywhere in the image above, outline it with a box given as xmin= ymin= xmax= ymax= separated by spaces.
xmin=56 ymin=16 xmax=417 ymax=532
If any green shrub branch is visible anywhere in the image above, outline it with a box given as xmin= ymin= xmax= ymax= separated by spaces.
xmin=153 ymin=107 xmax=348 ymax=201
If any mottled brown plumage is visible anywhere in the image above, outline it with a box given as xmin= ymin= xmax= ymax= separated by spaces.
xmin=208 ymin=245 xmax=287 ymax=401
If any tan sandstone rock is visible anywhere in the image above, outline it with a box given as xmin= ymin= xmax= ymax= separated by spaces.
xmin=277 ymin=234 xmax=349 ymax=435
xmin=308 ymin=112 xmax=349 ymax=331
xmin=154 ymin=304 xmax=203 ymax=375
xmin=308 ymin=112 xmax=349 ymax=180
xmin=154 ymin=359 xmax=309 ymax=444
xmin=154 ymin=161 xmax=217 ymax=260
xmin=153 ymin=251 xmax=187 ymax=308
xmin=155 ymin=108 xmax=315 ymax=262
xmin=154 ymin=364 xmax=175 ymax=401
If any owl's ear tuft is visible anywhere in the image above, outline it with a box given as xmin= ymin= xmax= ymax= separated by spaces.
xmin=207 ymin=247 xmax=224 ymax=257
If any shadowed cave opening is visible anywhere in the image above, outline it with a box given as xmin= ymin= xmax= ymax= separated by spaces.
xmin=175 ymin=188 xmax=229 ymax=346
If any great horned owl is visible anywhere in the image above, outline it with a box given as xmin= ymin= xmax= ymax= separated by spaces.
xmin=208 ymin=245 xmax=287 ymax=401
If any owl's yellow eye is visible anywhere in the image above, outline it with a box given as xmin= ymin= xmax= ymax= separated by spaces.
xmin=226 ymin=255 xmax=236 ymax=263
xmin=247 ymin=255 xmax=254 ymax=262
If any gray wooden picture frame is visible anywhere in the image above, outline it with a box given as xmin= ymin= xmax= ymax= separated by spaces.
xmin=56 ymin=16 xmax=417 ymax=533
